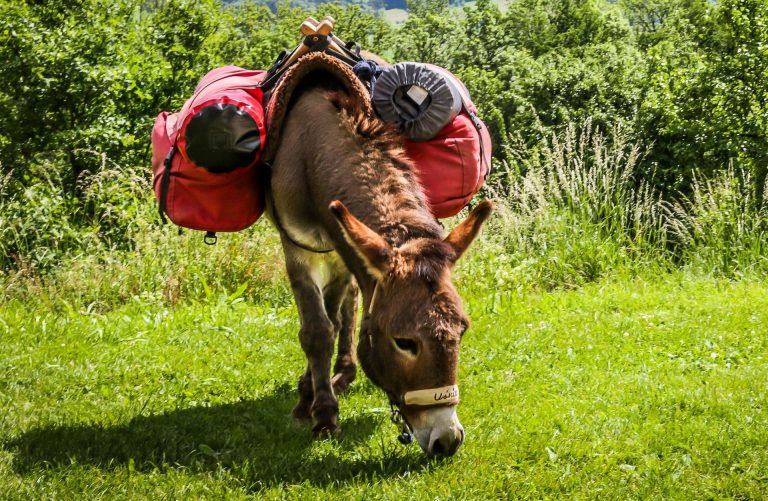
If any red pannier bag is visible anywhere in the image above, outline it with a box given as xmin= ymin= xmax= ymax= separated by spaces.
xmin=151 ymin=66 xmax=267 ymax=233
xmin=404 ymin=104 xmax=491 ymax=219
xmin=371 ymin=63 xmax=492 ymax=219
xmin=404 ymin=67 xmax=491 ymax=219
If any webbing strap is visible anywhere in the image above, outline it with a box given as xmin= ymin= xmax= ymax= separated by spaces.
xmin=158 ymin=145 xmax=175 ymax=224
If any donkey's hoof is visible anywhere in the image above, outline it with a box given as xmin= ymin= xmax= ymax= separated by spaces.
xmin=331 ymin=363 xmax=357 ymax=395
xmin=311 ymin=404 xmax=339 ymax=438
xmin=312 ymin=423 xmax=339 ymax=439
xmin=291 ymin=401 xmax=312 ymax=423
xmin=331 ymin=371 xmax=353 ymax=395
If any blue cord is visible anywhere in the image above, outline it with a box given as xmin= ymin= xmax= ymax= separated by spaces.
xmin=352 ymin=59 xmax=383 ymax=96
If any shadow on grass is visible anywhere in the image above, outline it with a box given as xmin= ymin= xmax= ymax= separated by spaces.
xmin=5 ymin=384 xmax=431 ymax=489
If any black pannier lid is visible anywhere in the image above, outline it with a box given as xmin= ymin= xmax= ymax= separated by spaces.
xmin=184 ymin=103 xmax=262 ymax=173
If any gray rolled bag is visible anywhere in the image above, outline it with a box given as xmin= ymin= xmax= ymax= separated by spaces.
xmin=371 ymin=62 xmax=465 ymax=141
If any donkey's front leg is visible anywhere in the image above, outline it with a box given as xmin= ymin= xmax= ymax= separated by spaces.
xmin=286 ymin=257 xmax=339 ymax=436
xmin=331 ymin=281 xmax=358 ymax=394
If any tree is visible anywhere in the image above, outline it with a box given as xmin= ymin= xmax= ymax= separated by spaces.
xmin=505 ymin=0 xmax=632 ymax=57
xmin=459 ymin=0 xmax=643 ymax=158
xmin=619 ymin=0 xmax=712 ymax=49
xmin=0 ymin=0 xmax=220 ymax=188
xmin=392 ymin=0 xmax=461 ymax=67
xmin=637 ymin=0 xmax=768 ymax=194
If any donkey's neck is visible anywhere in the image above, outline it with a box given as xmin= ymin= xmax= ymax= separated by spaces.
xmin=349 ymin=138 xmax=444 ymax=249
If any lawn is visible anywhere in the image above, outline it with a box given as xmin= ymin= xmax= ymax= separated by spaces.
xmin=1 ymin=274 xmax=767 ymax=499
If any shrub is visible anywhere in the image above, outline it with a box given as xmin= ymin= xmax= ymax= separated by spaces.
xmin=666 ymin=166 xmax=768 ymax=276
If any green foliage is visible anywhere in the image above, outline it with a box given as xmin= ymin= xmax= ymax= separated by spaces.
xmin=481 ymin=120 xmax=669 ymax=289
xmin=620 ymin=0 xmax=712 ymax=49
xmin=667 ymin=166 xmax=768 ymax=276
xmin=1 ymin=0 xmax=768 ymax=285
xmin=310 ymin=3 xmax=392 ymax=55
xmin=0 ymin=0 xmax=221 ymax=185
xmin=702 ymin=0 xmax=768 ymax=188
xmin=0 ymin=169 xmax=97 ymax=272
xmin=207 ymin=2 xmax=308 ymax=69
xmin=628 ymin=0 xmax=768 ymax=191
xmin=506 ymin=0 xmax=632 ymax=56
xmin=454 ymin=0 xmax=644 ymax=155
xmin=393 ymin=0 xmax=461 ymax=65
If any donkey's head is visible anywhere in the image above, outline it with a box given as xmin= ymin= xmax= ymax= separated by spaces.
xmin=329 ymin=200 xmax=493 ymax=456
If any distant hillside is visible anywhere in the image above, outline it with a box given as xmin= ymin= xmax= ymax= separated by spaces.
xmin=220 ymin=0 xmax=473 ymax=11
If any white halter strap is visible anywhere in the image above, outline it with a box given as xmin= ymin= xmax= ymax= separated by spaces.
xmin=403 ymin=384 xmax=459 ymax=407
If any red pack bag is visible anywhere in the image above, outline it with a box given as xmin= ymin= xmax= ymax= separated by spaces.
xmin=404 ymin=66 xmax=491 ymax=219
xmin=370 ymin=62 xmax=492 ymax=218
xmin=151 ymin=66 xmax=267 ymax=234
xmin=404 ymin=94 xmax=491 ymax=219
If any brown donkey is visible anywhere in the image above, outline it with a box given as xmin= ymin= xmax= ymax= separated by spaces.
xmin=267 ymin=85 xmax=492 ymax=457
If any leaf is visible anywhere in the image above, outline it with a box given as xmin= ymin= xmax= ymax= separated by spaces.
xmin=201 ymin=277 xmax=213 ymax=303
xmin=198 ymin=443 xmax=216 ymax=457
xmin=227 ymin=281 xmax=248 ymax=304
xmin=546 ymin=446 xmax=558 ymax=461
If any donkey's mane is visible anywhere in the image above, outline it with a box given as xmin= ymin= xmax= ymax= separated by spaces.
xmin=324 ymin=89 xmax=445 ymax=250
xmin=326 ymin=90 xmax=412 ymax=166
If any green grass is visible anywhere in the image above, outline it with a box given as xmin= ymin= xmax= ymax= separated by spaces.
xmin=1 ymin=272 xmax=767 ymax=499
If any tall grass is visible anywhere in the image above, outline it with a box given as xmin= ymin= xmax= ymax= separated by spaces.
xmin=476 ymin=120 xmax=669 ymax=290
xmin=0 ymin=167 xmax=97 ymax=272
xmin=2 ymin=120 xmax=768 ymax=307
xmin=0 ymin=155 xmax=290 ymax=310
xmin=666 ymin=165 xmax=768 ymax=276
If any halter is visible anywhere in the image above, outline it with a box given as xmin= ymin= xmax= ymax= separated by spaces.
xmin=367 ymin=280 xmax=461 ymax=445
xmin=387 ymin=385 xmax=461 ymax=445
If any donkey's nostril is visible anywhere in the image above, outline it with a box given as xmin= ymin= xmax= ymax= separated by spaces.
xmin=418 ymin=408 xmax=463 ymax=457
xmin=428 ymin=434 xmax=461 ymax=457
xmin=429 ymin=438 xmax=445 ymax=456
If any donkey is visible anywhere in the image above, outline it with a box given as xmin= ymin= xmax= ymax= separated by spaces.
xmin=266 ymin=83 xmax=492 ymax=457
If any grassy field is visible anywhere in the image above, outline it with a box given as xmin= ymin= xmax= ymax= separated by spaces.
xmin=1 ymin=270 xmax=767 ymax=499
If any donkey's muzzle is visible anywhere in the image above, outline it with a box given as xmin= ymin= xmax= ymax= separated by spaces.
xmin=427 ymin=423 xmax=465 ymax=457
xmin=411 ymin=406 xmax=464 ymax=457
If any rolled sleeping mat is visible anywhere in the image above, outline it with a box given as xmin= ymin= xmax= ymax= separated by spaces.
xmin=372 ymin=62 xmax=464 ymax=142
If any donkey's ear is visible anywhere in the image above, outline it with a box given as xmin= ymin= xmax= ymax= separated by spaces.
xmin=444 ymin=200 xmax=494 ymax=262
xmin=329 ymin=200 xmax=393 ymax=279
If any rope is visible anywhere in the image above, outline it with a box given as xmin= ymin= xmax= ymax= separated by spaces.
xmin=352 ymin=59 xmax=383 ymax=96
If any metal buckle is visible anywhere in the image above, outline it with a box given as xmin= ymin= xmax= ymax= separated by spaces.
xmin=390 ymin=403 xmax=413 ymax=445
xmin=204 ymin=231 xmax=218 ymax=246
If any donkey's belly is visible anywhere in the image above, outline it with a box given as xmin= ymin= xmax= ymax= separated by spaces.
xmin=266 ymin=154 xmax=335 ymax=253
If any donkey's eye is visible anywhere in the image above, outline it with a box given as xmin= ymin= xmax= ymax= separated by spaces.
xmin=393 ymin=337 xmax=419 ymax=356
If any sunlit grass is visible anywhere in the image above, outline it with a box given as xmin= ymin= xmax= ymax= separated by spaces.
xmin=1 ymin=274 xmax=767 ymax=499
